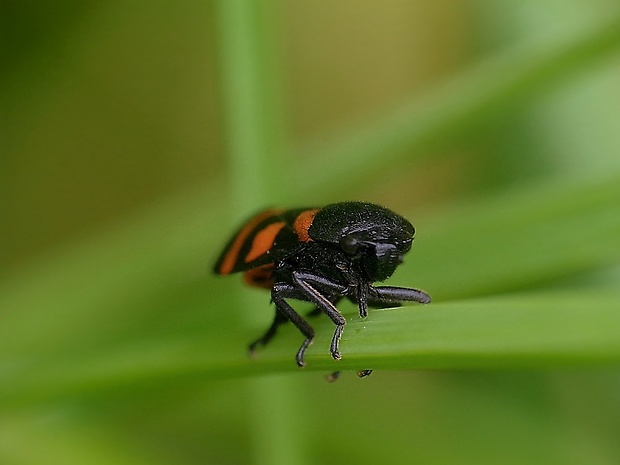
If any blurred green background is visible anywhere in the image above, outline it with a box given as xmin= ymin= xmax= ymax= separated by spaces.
xmin=2 ymin=1 xmax=620 ymax=464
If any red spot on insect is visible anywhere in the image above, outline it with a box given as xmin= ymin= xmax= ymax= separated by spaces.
xmin=293 ymin=209 xmax=319 ymax=242
xmin=243 ymin=264 xmax=275 ymax=289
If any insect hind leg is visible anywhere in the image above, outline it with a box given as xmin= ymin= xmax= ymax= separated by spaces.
xmin=248 ymin=310 xmax=288 ymax=355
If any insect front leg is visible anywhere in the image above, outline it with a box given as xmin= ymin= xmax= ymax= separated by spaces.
xmin=292 ymin=271 xmax=347 ymax=361
xmin=271 ymin=282 xmax=316 ymax=367
xmin=369 ymin=285 xmax=431 ymax=305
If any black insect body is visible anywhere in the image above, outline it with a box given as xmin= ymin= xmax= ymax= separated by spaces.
xmin=214 ymin=201 xmax=431 ymax=369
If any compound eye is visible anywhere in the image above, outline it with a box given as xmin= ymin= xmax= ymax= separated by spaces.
xmin=339 ymin=234 xmax=361 ymax=255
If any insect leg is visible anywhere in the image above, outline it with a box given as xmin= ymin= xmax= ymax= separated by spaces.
xmin=357 ymin=282 xmax=369 ymax=318
xmin=292 ymin=271 xmax=347 ymax=361
xmin=271 ymin=282 xmax=316 ymax=367
xmin=307 ymin=294 xmax=343 ymax=317
xmin=369 ymin=286 xmax=431 ymax=305
xmin=248 ymin=310 xmax=288 ymax=355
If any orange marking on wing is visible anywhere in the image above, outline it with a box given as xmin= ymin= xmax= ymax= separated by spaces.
xmin=293 ymin=209 xmax=319 ymax=242
xmin=218 ymin=209 xmax=280 ymax=275
xmin=244 ymin=221 xmax=286 ymax=263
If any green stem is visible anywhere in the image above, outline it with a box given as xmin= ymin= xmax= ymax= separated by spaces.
xmin=215 ymin=2 xmax=306 ymax=465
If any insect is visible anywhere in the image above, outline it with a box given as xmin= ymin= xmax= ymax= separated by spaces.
xmin=213 ymin=201 xmax=431 ymax=369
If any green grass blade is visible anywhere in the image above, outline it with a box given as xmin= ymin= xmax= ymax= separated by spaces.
xmin=343 ymin=291 xmax=620 ymax=370
xmin=1 ymin=291 xmax=619 ymax=408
